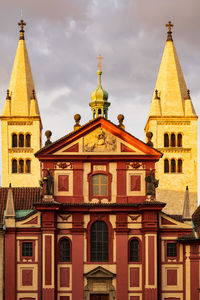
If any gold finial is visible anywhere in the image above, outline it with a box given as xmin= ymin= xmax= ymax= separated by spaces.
xmin=18 ymin=19 xmax=26 ymax=40
xmin=154 ymin=89 xmax=160 ymax=99
xmin=32 ymin=89 xmax=36 ymax=99
xmin=6 ymin=89 xmax=11 ymax=100
xmin=165 ymin=21 xmax=173 ymax=41
xmin=45 ymin=130 xmax=52 ymax=146
xmin=96 ymin=54 xmax=104 ymax=70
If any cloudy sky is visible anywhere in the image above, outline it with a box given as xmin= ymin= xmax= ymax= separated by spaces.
xmin=0 ymin=0 xmax=200 ymax=172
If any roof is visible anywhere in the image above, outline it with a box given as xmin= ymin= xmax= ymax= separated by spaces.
xmin=35 ymin=116 xmax=162 ymax=158
xmin=0 ymin=187 xmax=41 ymax=228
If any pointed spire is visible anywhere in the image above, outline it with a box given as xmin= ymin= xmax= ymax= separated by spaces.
xmin=182 ymin=186 xmax=191 ymax=222
xmin=1 ymin=19 xmax=41 ymax=117
xmin=147 ymin=21 xmax=197 ymax=119
xmin=89 ymin=55 xmax=110 ymax=119
xmin=5 ymin=183 xmax=15 ymax=227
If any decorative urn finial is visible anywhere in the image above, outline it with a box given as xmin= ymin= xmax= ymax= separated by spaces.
xmin=74 ymin=114 xmax=81 ymax=131
xmin=45 ymin=130 xmax=52 ymax=146
xmin=117 ymin=114 xmax=125 ymax=130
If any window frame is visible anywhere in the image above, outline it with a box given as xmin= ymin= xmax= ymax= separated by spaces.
xmin=88 ymin=165 xmax=112 ymax=202
xmin=90 ymin=220 xmax=109 ymax=262
xmin=164 ymin=133 xmax=169 ymax=147
xmin=20 ymin=240 xmax=35 ymax=261
xmin=58 ymin=237 xmax=71 ymax=263
xmin=129 ymin=238 xmax=141 ymax=263
xmin=165 ymin=241 xmax=179 ymax=261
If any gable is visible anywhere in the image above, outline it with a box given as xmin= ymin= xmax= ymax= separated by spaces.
xmin=36 ymin=118 xmax=162 ymax=158
xmin=159 ymin=213 xmax=192 ymax=229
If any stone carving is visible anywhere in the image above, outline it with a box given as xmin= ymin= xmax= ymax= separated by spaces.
xmin=55 ymin=162 xmax=72 ymax=169
xmin=127 ymin=162 xmax=144 ymax=170
xmin=84 ymin=128 xmax=116 ymax=152
xmin=145 ymin=169 xmax=159 ymax=198
xmin=44 ymin=169 xmax=53 ymax=195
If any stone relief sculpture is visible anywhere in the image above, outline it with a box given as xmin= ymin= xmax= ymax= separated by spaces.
xmin=84 ymin=128 xmax=116 ymax=152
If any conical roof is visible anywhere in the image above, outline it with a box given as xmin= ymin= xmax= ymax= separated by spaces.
xmin=147 ymin=22 xmax=197 ymax=118
xmin=2 ymin=20 xmax=40 ymax=117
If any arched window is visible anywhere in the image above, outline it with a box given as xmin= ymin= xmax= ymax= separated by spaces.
xmin=19 ymin=160 xmax=24 ymax=173
xmin=129 ymin=238 xmax=139 ymax=262
xmin=12 ymin=134 xmax=17 ymax=147
xmin=90 ymin=221 xmax=108 ymax=262
xmin=171 ymin=134 xmax=176 ymax=147
xmin=164 ymin=159 xmax=169 ymax=173
xmin=92 ymin=174 xmax=108 ymax=196
xmin=26 ymin=160 xmax=31 ymax=173
xmin=59 ymin=238 xmax=70 ymax=262
xmin=164 ymin=134 xmax=169 ymax=147
xmin=25 ymin=134 xmax=31 ymax=147
xmin=171 ymin=159 xmax=176 ymax=173
xmin=93 ymin=111 xmax=96 ymax=119
xmin=178 ymin=159 xmax=182 ymax=173
xmin=12 ymin=159 xmax=17 ymax=173
xmin=177 ymin=134 xmax=182 ymax=147
xmin=98 ymin=108 xmax=101 ymax=116
xmin=19 ymin=134 xmax=24 ymax=147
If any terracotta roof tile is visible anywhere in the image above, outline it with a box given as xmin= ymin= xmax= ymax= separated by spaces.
xmin=0 ymin=187 xmax=41 ymax=228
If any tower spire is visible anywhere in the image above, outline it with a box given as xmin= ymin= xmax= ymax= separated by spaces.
xmin=89 ymin=55 xmax=110 ymax=119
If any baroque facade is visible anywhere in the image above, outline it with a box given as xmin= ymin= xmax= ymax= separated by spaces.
xmin=0 ymin=20 xmax=200 ymax=300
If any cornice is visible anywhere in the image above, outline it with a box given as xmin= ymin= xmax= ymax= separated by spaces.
xmin=157 ymin=147 xmax=191 ymax=153
xmin=8 ymin=148 xmax=33 ymax=153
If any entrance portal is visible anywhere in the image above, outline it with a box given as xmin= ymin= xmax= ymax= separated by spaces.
xmin=90 ymin=295 xmax=109 ymax=300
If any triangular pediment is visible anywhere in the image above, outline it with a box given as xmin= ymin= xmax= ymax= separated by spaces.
xmin=36 ymin=117 xmax=162 ymax=158
xmin=84 ymin=266 xmax=115 ymax=278
xmin=159 ymin=212 xmax=192 ymax=229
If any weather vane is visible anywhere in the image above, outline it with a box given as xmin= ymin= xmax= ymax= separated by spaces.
xmin=96 ymin=54 xmax=104 ymax=70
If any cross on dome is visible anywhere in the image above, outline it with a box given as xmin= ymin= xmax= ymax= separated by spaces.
xmin=96 ymin=54 xmax=104 ymax=70
xmin=165 ymin=21 xmax=174 ymax=41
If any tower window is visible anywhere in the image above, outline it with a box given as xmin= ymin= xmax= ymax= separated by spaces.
xmin=12 ymin=159 xmax=17 ymax=173
xmin=19 ymin=134 xmax=24 ymax=147
xmin=59 ymin=238 xmax=71 ymax=262
xmin=164 ymin=159 xmax=169 ymax=173
xmin=129 ymin=238 xmax=139 ymax=262
xmin=12 ymin=134 xmax=17 ymax=147
xmin=92 ymin=174 xmax=108 ymax=196
xmin=26 ymin=160 xmax=31 ymax=173
xmin=25 ymin=134 xmax=31 ymax=147
xmin=177 ymin=134 xmax=182 ymax=147
xmin=19 ymin=160 xmax=24 ymax=173
xmin=178 ymin=159 xmax=182 ymax=173
xmin=171 ymin=134 xmax=176 ymax=147
xmin=164 ymin=133 xmax=169 ymax=147
xmin=171 ymin=159 xmax=176 ymax=173
xmin=98 ymin=108 xmax=101 ymax=116
xmin=90 ymin=221 xmax=108 ymax=262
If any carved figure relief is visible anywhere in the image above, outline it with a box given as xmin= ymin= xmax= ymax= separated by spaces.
xmin=84 ymin=128 xmax=116 ymax=152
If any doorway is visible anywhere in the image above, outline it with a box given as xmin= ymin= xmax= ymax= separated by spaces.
xmin=90 ymin=294 xmax=109 ymax=300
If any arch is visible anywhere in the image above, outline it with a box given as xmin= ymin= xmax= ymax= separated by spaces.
xmin=170 ymin=133 xmax=176 ymax=147
xmin=171 ymin=159 xmax=176 ymax=173
xmin=164 ymin=159 xmax=169 ymax=173
xmin=12 ymin=159 xmax=17 ymax=173
xmin=177 ymin=133 xmax=182 ymax=147
xmin=25 ymin=134 xmax=31 ymax=147
xmin=178 ymin=159 xmax=182 ymax=173
xmin=59 ymin=238 xmax=71 ymax=262
xmin=19 ymin=159 xmax=24 ymax=173
xmin=26 ymin=160 xmax=31 ymax=173
xmin=93 ymin=110 xmax=96 ymax=119
xmin=19 ymin=134 xmax=24 ymax=147
xmin=12 ymin=133 xmax=17 ymax=147
xmin=90 ymin=220 xmax=109 ymax=262
xmin=164 ymin=133 xmax=169 ymax=147
xmin=92 ymin=174 xmax=108 ymax=196
xmin=129 ymin=238 xmax=140 ymax=262
xmin=98 ymin=108 xmax=101 ymax=116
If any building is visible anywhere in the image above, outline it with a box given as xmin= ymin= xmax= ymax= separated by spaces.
xmin=1 ymin=20 xmax=200 ymax=300
xmin=145 ymin=21 xmax=198 ymax=215
xmin=0 ymin=19 xmax=42 ymax=188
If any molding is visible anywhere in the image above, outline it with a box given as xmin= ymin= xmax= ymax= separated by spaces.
xmin=8 ymin=148 xmax=33 ymax=153
xmin=158 ymin=147 xmax=191 ymax=153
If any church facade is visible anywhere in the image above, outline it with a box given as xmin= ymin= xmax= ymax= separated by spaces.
xmin=1 ymin=20 xmax=200 ymax=300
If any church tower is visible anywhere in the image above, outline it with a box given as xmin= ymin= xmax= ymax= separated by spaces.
xmin=0 ymin=19 xmax=42 ymax=187
xmin=145 ymin=22 xmax=198 ymax=215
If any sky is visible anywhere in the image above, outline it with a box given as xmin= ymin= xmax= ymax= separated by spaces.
xmin=0 ymin=0 xmax=200 ymax=173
